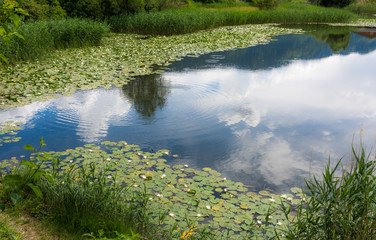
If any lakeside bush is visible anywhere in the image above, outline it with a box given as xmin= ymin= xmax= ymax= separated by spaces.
xmin=108 ymin=5 xmax=355 ymax=35
xmin=0 ymin=18 xmax=109 ymax=64
xmin=19 ymin=0 xmax=67 ymax=20
xmin=345 ymin=2 xmax=376 ymax=14
xmin=58 ymin=0 xmax=188 ymax=20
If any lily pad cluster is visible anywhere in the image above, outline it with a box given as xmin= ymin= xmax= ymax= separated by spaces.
xmin=1 ymin=141 xmax=304 ymax=239
xmin=0 ymin=121 xmax=22 ymax=146
xmin=0 ymin=24 xmax=303 ymax=108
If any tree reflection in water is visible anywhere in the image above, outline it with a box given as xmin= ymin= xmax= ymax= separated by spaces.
xmin=122 ymin=73 xmax=170 ymax=120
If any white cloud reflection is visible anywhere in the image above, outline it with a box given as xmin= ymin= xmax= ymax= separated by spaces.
xmin=163 ymin=50 xmax=376 ymax=189
xmin=53 ymin=88 xmax=132 ymax=142
xmin=0 ymin=88 xmax=132 ymax=143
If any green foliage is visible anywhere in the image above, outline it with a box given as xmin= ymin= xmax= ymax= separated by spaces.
xmin=253 ymin=0 xmax=278 ymax=9
xmin=108 ymin=6 xmax=355 ymax=35
xmin=286 ymin=146 xmax=376 ymax=239
xmin=0 ymin=0 xmax=26 ymax=64
xmin=58 ymin=0 xmax=186 ymax=19
xmin=0 ymin=18 xmax=109 ymax=64
xmin=345 ymin=2 xmax=376 ymax=14
xmin=0 ymin=138 xmax=51 ymax=207
xmin=20 ymin=0 xmax=66 ymax=20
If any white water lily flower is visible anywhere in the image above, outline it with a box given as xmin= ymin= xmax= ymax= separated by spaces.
xmin=269 ymin=198 xmax=275 ymax=203
xmin=281 ymin=194 xmax=287 ymax=199
xmin=134 ymin=184 xmax=138 ymax=187
xmin=143 ymin=156 xmax=147 ymax=159
xmin=89 ymin=149 xmax=93 ymax=152
xmin=223 ymin=177 xmax=227 ymax=181
xmin=277 ymin=221 xmax=283 ymax=226
xmin=161 ymin=174 xmax=166 ymax=179
xmin=196 ymin=214 xmax=202 ymax=217
xmin=268 ymin=216 xmax=273 ymax=220
xmin=169 ymin=213 xmax=175 ymax=217
xmin=206 ymin=205 xmax=211 ymax=210
xmin=184 ymin=164 xmax=189 ymax=168
xmin=180 ymin=168 xmax=185 ymax=172
xmin=127 ymin=160 xmax=132 ymax=163
xmin=107 ymin=175 xmax=112 ymax=179
xmin=61 ymin=181 xmax=65 ymax=184
xmin=164 ymin=152 xmax=169 ymax=155
xmin=184 ymin=184 xmax=188 ymax=188
xmin=89 ymin=182 xmax=93 ymax=185
xmin=141 ymin=175 xmax=147 ymax=179
xmin=224 ymin=188 xmax=228 ymax=192
xmin=156 ymin=193 xmax=163 ymax=198
xmin=69 ymin=160 xmax=73 ymax=163
xmin=106 ymin=158 xmax=111 ymax=162
xmin=287 ymin=197 xmax=293 ymax=202
xmin=257 ymin=220 xmax=262 ymax=225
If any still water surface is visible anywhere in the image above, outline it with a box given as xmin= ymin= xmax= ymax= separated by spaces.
xmin=2 ymin=27 xmax=376 ymax=193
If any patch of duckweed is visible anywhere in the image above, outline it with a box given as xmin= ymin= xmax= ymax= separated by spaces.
xmin=1 ymin=140 xmax=302 ymax=239
xmin=0 ymin=24 xmax=303 ymax=109
xmin=0 ymin=121 xmax=23 ymax=147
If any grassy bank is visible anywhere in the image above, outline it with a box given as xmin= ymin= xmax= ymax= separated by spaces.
xmin=0 ymin=18 xmax=109 ymax=64
xmin=1 ymin=139 xmax=375 ymax=239
xmin=108 ymin=3 xmax=356 ymax=35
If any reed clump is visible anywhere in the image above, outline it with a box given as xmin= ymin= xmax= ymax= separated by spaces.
xmin=108 ymin=4 xmax=356 ymax=35
xmin=0 ymin=18 xmax=110 ymax=64
xmin=287 ymin=145 xmax=376 ymax=239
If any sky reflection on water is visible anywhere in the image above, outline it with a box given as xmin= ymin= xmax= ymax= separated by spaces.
xmin=1 ymin=30 xmax=376 ymax=193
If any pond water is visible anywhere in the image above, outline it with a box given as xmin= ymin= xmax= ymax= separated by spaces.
xmin=2 ymin=26 xmax=376 ymax=193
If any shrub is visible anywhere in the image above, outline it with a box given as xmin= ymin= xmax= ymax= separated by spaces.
xmin=20 ymin=0 xmax=66 ymax=20
xmin=253 ymin=0 xmax=278 ymax=9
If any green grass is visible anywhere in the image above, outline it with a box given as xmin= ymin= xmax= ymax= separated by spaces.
xmin=108 ymin=4 xmax=356 ymax=35
xmin=0 ymin=219 xmax=21 ymax=240
xmin=0 ymin=18 xmax=110 ymax=64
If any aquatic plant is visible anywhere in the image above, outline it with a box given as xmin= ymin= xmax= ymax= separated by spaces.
xmin=0 ymin=121 xmax=22 ymax=146
xmin=0 ymin=24 xmax=302 ymax=108
xmin=108 ymin=5 xmax=355 ymax=35
xmin=1 ymin=140 xmax=304 ymax=239
xmin=0 ymin=18 xmax=110 ymax=64
xmin=286 ymin=146 xmax=376 ymax=239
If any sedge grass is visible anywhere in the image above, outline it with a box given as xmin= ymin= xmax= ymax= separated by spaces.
xmin=108 ymin=4 xmax=356 ymax=35
xmin=286 ymin=145 xmax=376 ymax=239
xmin=0 ymin=18 xmax=110 ymax=64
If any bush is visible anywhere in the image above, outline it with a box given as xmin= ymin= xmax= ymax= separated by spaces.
xmin=253 ymin=0 xmax=278 ymax=9
xmin=20 ymin=0 xmax=66 ymax=20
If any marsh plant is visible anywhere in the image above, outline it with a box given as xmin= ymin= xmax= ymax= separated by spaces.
xmin=286 ymin=146 xmax=376 ymax=239
xmin=0 ymin=18 xmax=109 ymax=64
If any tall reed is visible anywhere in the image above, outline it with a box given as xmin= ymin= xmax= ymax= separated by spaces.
xmin=287 ymin=146 xmax=376 ymax=239
xmin=108 ymin=5 xmax=356 ymax=35
xmin=0 ymin=18 xmax=110 ymax=64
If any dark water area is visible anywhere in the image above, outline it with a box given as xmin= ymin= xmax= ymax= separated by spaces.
xmin=2 ymin=26 xmax=376 ymax=194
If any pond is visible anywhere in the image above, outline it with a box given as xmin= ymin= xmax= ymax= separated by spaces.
xmin=1 ymin=25 xmax=376 ymax=194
